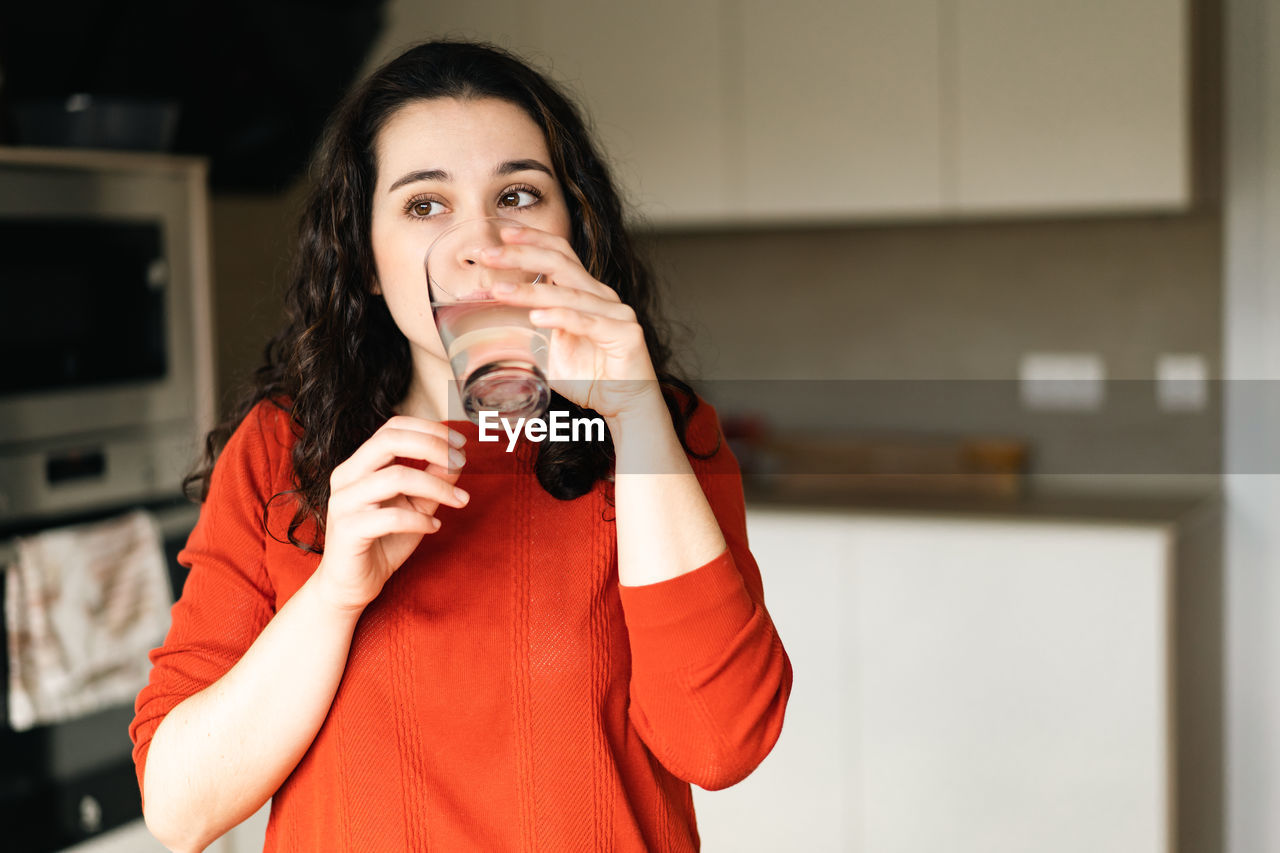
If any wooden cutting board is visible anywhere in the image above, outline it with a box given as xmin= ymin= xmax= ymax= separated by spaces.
xmin=734 ymin=433 xmax=1029 ymax=499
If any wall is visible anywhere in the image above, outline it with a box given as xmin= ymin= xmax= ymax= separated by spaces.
xmin=639 ymin=211 xmax=1222 ymax=489
xmin=647 ymin=214 xmax=1219 ymax=382
xmin=207 ymin=184 xmax=307 ymax=411
xmin=1223 ymin=0 xmax=1280 ymax=849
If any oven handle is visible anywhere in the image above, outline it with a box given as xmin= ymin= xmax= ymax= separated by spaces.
xmin=0 ymin=503 xmax=201 ymax=568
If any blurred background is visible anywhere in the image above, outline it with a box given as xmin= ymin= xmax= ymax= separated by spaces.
xmin=1 ymin=0 xmax=1278 ymax=851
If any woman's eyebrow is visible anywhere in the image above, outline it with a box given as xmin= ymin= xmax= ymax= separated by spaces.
xmin=388 ymin=159 xmax=554 ymax=193
xmin=496 ymin=159 xmax=554 ymax=178
xmin=388 ymin=168 xmax=448 ymax=193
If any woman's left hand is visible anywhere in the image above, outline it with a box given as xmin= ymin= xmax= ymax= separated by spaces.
xmin=481 ymin=225 xmax=660 ymax=422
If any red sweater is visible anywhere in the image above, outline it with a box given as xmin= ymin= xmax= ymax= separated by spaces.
xmin=130 ymin=398 xmax=791 ymax=851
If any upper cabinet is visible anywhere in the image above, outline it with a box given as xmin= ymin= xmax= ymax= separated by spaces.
xmin=736 ymin=0 xmax=945 ymax=223
xmin=533 ymin=1 xmax=732 ymax=225
xmin=951 ymin=0 xmax=1189 ymax=214
xmin=382 ymin=0 xmax=1189 ymax=227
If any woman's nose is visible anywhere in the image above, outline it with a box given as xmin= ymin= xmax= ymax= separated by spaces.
xmin=455 ymin=221 xmax=506 ymax=268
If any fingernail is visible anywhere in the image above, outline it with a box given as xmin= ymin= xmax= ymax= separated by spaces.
xmin=449 ymin=447 xmax=466 ymax=468
xmin=529 ymin=308 xmax=548 ymax=321
xmin=492 ymin=282 xmax=516 ymax=294
xmin=480 ymin=246 xmax=503 ymax=258
xmin=454 ymin=486 xmax=470 ymax=504
xmin=430 ymin=517 xmax=442 ymax=530
xmin=447 ymin=429 xmax=467 ymax=448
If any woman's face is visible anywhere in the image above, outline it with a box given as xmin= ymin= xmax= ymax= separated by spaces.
xmin=369 ymin=96 xmax=573 ymax=363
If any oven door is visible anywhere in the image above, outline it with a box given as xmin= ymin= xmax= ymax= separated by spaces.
xmin=0 ymin=501 xmax=196 ymax=853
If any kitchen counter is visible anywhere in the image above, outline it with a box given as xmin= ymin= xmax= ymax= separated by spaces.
xmin=742 ymin=476 xmax=1220 ymax=528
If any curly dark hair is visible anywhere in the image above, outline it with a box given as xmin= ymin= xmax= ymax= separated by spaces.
xmin=186 ymin=40 xmax=709 ymax=552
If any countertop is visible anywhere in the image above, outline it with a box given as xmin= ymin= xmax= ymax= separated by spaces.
xmin=742 ymin=477 xmax=1220 ymax=528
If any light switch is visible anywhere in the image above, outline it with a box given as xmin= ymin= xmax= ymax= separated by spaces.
xmin=1019 ymin=352 xmax=1106 ymax=411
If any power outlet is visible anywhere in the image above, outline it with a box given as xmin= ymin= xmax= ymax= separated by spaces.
xmin=1156 ymin=353 xmax=1208 ymax=411
xmin=1019 ymin=352 xmax=1106 ymax=411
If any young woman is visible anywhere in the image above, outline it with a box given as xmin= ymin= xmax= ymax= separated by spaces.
xmin=131 ymin=41 xmax=791 ymax=852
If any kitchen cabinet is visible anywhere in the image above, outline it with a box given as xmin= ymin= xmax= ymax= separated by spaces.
xmin=534 ymin=0 xmax=732 ymax=225
xmin=736 ymin=0 xmax=944 ymax=222
xmin=733 ymin=0 xmax=1187 ymax=222
xmin=380 ymin=0 xmax=1188 ymax=225
xmin=565 ymin=0 xmax=1185 ymax=224
xmin=692 ymin=507 xmax=1171 ymax=852
xmin=952 ymin=0 xmax=1189 ymax=213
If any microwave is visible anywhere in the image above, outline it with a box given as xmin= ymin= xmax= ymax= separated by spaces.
xmin=0 ymin=147 xmax=217 ymax=525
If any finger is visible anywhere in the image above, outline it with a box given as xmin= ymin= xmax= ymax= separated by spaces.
xmin=490 ymin=278 xmax=636 ymax=322
xmin=479 ymin=242 xmax=620 ymax=302
xmin=345 ymin=506 xmax=442 ymax=541
xmin=332 ymin=464 xmax=470 ymax=515
xmin=421 ymin=460 xmax=463 ymax=486
xmin=332 ymin=423 xmax=466 ymax=491
xmin=498 ymin=224 xmax=577 ymax=259
xmin=333 ymin=432 xmax=462 ymax=493
xmin=377 ymin=415 xmax=467 ymax=452
xmin=528 ymin=306 xmax=646 ymax=350
xmin=383 ymin=414 xmax=467 ymax=440
xmin=401 ymin=462 xmax=463 ymax=516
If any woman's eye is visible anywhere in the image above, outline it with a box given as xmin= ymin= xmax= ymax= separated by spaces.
xmin=498 ymin=189 xmax=539 ymax=208
xmin=407 ymin=199 xmax=443 ymax=218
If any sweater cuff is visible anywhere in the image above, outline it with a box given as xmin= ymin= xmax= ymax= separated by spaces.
xmin=618 ymin=548 xmax=758 ymax=670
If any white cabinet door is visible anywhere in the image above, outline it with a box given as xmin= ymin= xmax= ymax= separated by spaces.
xmin=692 ymin=509 xmax=853 ymax=851
xmin=533 ymin=0 xmax=731 ymax=227
xmin=694 ymin=509 xmax=1170 ymax=853
xmin=952 ymin=0 xmax=1189 ymax=213
xmin=846 ymin=516 xmax=1170 ymax=853
xmin=737 ymin=0 xmax=944 ymax=222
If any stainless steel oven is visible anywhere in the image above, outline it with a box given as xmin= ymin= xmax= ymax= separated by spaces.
xmin=0 ymin=148 xmax=215 ymax=851
xmin=0 ymin=147 xmax=216 ymax=526
xmin=0 ymin=500 xmax=198 ymax=852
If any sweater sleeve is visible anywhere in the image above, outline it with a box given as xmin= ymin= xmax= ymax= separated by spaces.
xmin=617 ymin=400 xmax=793 ymax=791
xmin=129 ymin=402 xmax=283 ymax=806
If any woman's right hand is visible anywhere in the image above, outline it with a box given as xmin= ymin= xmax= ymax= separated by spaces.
xmin=315 ymin=415 xmax=470 ymax=611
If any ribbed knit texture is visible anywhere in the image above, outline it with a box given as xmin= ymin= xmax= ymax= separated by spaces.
xmin=130 ymin=398 xmax=792 ymax=852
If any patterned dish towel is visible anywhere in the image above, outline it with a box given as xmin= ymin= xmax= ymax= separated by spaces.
xmin=4 ymin=510 xmax=172 ymax=731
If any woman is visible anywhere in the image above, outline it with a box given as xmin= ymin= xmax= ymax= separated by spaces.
xmin=131 ymin=40 xmax=791 ymax=852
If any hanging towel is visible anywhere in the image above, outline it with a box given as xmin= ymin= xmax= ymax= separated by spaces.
xmin=4 ymin=510 xmax=173 ymax=732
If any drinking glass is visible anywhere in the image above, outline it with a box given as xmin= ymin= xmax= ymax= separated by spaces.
xmin=425 ymin=217 xmax=551 ymax=423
